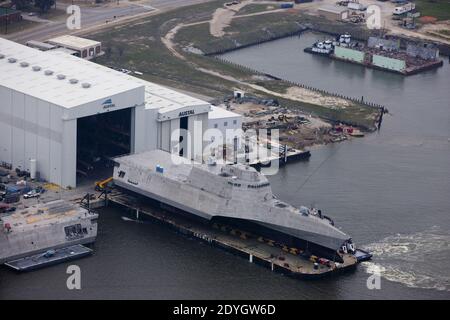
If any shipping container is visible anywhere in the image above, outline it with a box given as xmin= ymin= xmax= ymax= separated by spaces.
xmin=6 ymin=185 xmax=31 ymax=195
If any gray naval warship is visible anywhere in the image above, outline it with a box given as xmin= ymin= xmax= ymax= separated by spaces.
xmin=0 ymin=200 xmax=98 ymax=265
xmin=113 ymin=150 xmax=363 ymax=262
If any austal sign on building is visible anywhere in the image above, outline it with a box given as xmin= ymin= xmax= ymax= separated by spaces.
xmin=179 ymin=110 xmax=195 ymax=117
xmin=102 ymin=98 xmax=116 ymax=109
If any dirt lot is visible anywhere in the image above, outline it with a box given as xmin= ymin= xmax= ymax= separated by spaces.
xmin=225 ymin=100 xmax=363 ymax=150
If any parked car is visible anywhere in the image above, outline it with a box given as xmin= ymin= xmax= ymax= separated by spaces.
xmin=23 ymin=190 xmax=41 ymax=199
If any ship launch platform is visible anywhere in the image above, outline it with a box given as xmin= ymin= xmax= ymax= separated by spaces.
xmin=104 ymin=191 xmax=360 ymax=279
xmin=5 ymin=245 xmax=93 ymax=272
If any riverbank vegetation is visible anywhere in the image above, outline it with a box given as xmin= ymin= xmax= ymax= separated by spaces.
xmin=416 ymin=0 xmax=450 ymax=21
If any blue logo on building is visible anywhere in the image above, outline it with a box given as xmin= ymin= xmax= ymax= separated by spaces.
xmin=102 ymin=98 xmax=115 ymax=109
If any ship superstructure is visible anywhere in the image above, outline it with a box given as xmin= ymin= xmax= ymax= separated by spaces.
xmin=0 ymin=200 xmax=98 ymax=264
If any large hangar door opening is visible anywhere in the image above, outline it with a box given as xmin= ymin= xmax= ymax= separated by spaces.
xmin=76 ymin=108 xmax=132 ymax=184
xmin=179 ymin=116 xmax=188 ymax=157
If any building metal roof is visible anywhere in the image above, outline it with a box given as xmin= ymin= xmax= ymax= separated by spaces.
xmin=25 ymin=40 xmax=57 ymax=51
xmin=0 ymin=38 xmax=143 ymax=109
xmin=209 ymin=106 xmax=241 ymax=120
xmin=47 ymin=35 xmax=101 ymax=49
xmin=0 ymin=38 xmax=210 ymax=113
xmin=49 ymin=47 xmax=79 ymax=56
xmin=318 ymin=5 xmax=349 ymax=14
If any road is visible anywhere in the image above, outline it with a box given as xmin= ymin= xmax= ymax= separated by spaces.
xmin=3 ymin=0 xmax=212 ymax=44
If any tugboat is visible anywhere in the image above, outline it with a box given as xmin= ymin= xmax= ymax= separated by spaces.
xmin=337 ymin=33 xmax=352 ymax=47
xmin=304 ymin=39 xmax=334 ymax=56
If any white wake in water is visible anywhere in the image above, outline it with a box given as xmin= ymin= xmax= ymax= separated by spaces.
xmin=362 ymin=226 xmax=450 ymax=292
xmin=121 ymin=216 xmax=146 ymax=224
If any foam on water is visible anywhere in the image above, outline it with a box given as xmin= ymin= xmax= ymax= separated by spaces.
xmin=121 ymin=216 xmax=146 ymax=224
xmin=362 ymin=226 xmax=450 ymax=292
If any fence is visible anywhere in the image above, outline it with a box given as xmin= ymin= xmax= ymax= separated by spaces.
xmin=212 ymin=56 xmax=387 ymax=111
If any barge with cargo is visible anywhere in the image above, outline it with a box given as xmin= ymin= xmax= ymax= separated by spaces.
xmin=107 ymin=150 xmax=371 ymax=278
xmin=304 ymin=34 xmax=443 ymax=75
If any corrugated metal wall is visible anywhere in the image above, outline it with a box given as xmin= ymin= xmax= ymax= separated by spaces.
xmin=0 ymin=85 xmax=67 ymax=186
xmin=334 ymin=46 xmax=365 ymax=63
xmin=372 ymin=54 xmax=406 ymax=71
xmin=157 ymin=113 xmax=208 ymax=161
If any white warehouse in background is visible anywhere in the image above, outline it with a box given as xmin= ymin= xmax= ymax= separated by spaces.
xmin=47 ymin=35 xmax=102 ymax=60
xmin=0 ymin=38 xmax=210 ymax=188
xmin=208 ymin=106 xmax=242 ymax=147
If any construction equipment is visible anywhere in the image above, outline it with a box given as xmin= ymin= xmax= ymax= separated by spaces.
xmin=95 ymin=177 xmax=113 ymax=191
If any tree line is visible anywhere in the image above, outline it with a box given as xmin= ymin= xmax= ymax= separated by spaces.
xmin=11 ymin=0 xmax=55 ymax=13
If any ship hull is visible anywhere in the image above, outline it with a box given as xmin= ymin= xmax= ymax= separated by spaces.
xmin=115 ymin=180 xmax=346 ymax=261
xmin=113 ymin=150 xmax=350 ymax=256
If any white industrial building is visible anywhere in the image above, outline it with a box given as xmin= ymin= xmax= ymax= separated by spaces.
xmin=318 ymin=5 xmax=349 ymax=21
xmin=47 ymin=35 xmax=102 ymax=60
xmin=208 ymin=106 xmax=242 ymax=147
xmin=0 ymin=38 xmax=210 ymax=188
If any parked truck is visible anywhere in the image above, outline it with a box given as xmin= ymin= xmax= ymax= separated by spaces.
xmin=3 ymin=192 xmax=20 ymax=204
xmin=348 ymin=1 xmax=366 ymax=11
xmin=393 ymin=2 xmax=416 ymax=15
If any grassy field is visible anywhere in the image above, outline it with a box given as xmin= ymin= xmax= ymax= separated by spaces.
xmin=92 ymin=0 xmax=237 ymax=97
xmin=175 ymin=11 xmax=304 ymax=54
xmin=90 ymin=0 xmax=380 ymax=130
xmin=416 ymin=0 xmax=450 ymax=21
xmin=175 ymin=10 xmax=375 ymax=55
xmin=235 ymin=3 xmax=277 ymax=16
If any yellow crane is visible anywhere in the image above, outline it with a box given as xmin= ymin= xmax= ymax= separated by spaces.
xmin=95 ymin=177 xmax=113 ymax=191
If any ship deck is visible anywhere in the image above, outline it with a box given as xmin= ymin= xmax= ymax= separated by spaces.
xmin=105 ymin=191 xmax=358 ymax=279
xmin=1 ymin=200 xmax=90 ymax=232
